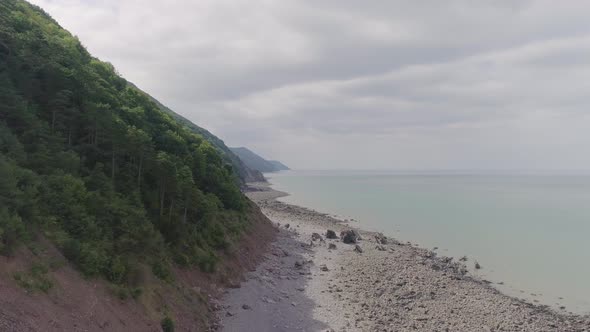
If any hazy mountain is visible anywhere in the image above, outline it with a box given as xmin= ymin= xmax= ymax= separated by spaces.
xmin=230 ymin=147 xmax=290 ymax=173
xmin=268 ymin=160 xmax=290 ymax=171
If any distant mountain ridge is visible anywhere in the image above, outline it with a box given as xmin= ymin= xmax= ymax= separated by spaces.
xmin=230 ymin=147 xmax=290 ymax=173
xmin=269 ymin=160 xmax=290 ymax=171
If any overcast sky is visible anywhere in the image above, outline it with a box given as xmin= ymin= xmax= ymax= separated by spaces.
xmin=29 ymin=0 xmax=590 ymax=170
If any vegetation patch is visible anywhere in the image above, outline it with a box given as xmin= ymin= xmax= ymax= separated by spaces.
xmin=13 ymin=263 xmax=53 ymax=293
xmin=161 ymin=316 xmax=175 ymax=332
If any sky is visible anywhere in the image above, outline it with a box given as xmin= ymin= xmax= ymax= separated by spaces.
xmin=28 ymin=0 xmax=590 ymax=170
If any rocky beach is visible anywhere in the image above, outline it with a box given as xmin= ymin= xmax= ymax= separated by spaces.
xmin=219 ymin=183 xmax=590 ymax=331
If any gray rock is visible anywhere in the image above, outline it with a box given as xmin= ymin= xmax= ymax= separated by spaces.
xmin=341 ymin=230 xmax=358 ymax=244
xmin=354 ymin=245 xmax=363 ymax=253
xmin=294 ymin=260 xmax=304 ymax=269
xmin=311 ymin=232 xmax=323 ymax=241
xmin=262 ymin=296 xmax=276 ymax=304
xmin=374 ymin=233 xmax=388 ymax=245
xmin=326 ymin=229 xmax=338 ymax=239
xmin=328 ymin=243 xmax=337 ymax=250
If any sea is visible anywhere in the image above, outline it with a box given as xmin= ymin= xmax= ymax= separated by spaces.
xmin=266 ymin=170 xmax=590 ymax=314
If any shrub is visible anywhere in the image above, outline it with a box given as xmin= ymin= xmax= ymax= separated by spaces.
xmin=63 ymin=239 xmax=108 ymax=277
xmin=108 ymin=256 xmax=128 ymax=284
xmin=152 ymin=260 xmax=172 ymax=281
xmin=114 ymin=286 xmax=128 ymax=300
xmin=172 ymin=252 xmax=190 ymax=267
xmin=13 ymin=263 xmax=53 ymax=293
xmin=130 ymin=287 xmax=142 ymax=299
xmin=161 ymin=316 xmax=174 ymax=332
xmin=0 ymin=210 xmax=26 ymax=255
xmin=195 ymin=248 xmax=217 ymax=273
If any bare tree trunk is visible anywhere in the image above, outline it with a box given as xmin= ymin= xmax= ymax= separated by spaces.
xmin=160 ymin=187 xmax=165 ymax=217
xmin=137 ymin=155 xmax=143 ymax=189
xmin=168 ymin=199 xmax=174 ymax=223
xmin=94 ymin=120 xmax=98 ymax=145
xmin=51 ymin=111 xmax=56 ymax=133
xmin=111 ymin=150 xmax=115 ymax=181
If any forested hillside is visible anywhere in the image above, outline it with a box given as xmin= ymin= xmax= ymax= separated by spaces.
xmin=144 ymin=92 xmax=266 ymax=184
xmin=0 ymin=0 xmax=263 ymax=293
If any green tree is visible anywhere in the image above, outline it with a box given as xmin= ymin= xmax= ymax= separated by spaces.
xmin=125 ymin=125 xmax=152 ymax=189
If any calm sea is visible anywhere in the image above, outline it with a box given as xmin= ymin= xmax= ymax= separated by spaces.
xmin=266 ymin=170 xmax=590 ymax=314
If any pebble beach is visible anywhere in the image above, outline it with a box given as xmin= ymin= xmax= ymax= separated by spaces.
xmin=220 ymin=183 xmax=590 ymax=331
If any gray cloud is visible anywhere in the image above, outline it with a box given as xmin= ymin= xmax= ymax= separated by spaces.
xmin=29 ymin=0 xmax=590 ymax=170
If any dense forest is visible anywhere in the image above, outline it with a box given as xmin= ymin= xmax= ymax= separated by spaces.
xmin=0 ymin=0 xmax=258 ymax=291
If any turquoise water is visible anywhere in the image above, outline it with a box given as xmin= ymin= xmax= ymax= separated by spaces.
xmin=267 ymin=170 xmax=590 ymax=313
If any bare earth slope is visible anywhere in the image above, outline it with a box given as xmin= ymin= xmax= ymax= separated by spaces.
xmin=0 ymin=207 xmax=276 ymax=332
xmin=220 ymin=183 xmax=590 ymax=332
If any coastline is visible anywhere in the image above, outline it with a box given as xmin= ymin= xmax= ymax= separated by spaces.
xmin=220 ymin=182 xmax=590 ymax=331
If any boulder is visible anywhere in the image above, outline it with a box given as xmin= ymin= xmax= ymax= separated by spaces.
xmin=328 ymin=243 xmax=337 ymax=250
xmin=325 ymin=229 xmax=338 ymax=239
xmin=311 ymin=233 xmax=323 ymax=241
xmin=375 ymin=245 xmax=386 ymax=251
xmin=340 ymin=230 xmax=358 ymax=244
xmin=320 ymin=264 xmax=329 ymax=272
xmin=475 ymin=261 xmax=481 ymax=269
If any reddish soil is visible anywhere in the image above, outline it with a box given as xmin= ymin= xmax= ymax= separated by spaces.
xmin=0 ymin=202 xmax=276 ymax=332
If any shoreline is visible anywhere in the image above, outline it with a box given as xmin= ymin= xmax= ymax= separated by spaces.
xmin=220 ymin=182 xmax=590 ymax=331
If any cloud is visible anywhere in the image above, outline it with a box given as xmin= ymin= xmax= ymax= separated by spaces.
xmin=28 ymin=0 xmax=590 ymax=170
